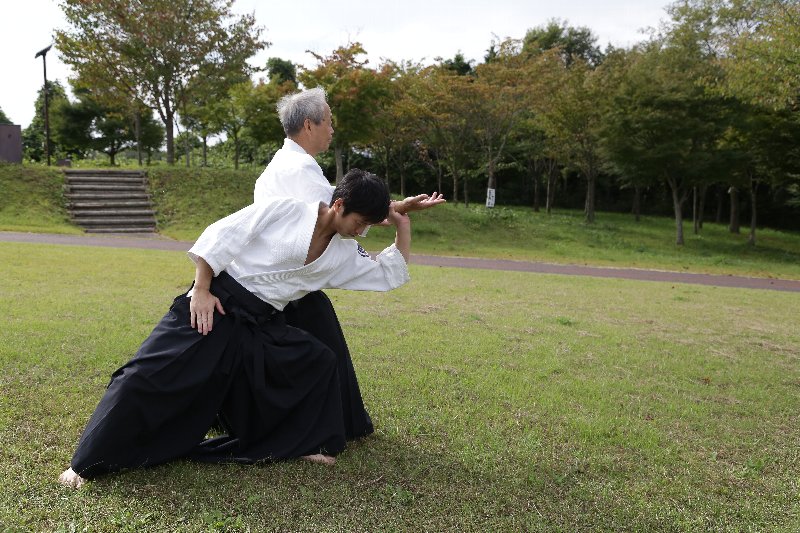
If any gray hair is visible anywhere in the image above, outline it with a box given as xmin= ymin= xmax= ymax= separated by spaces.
xmin=277 ymin=87 xmax=328 ymax=136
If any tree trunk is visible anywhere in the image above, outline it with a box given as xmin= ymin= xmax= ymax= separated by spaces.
xmin=698 ymin=185 xmax=707 ymax=229
xmin=715 ymin=186 xmax=724 ymax=224
xmin=632 ymin=185 xmax=641 ymax=222
xmin=334 ymin=144 xmax=344 ymax=184
xmin=729 ymin=186 xmax=740 ymax=234
xmin=533 ymin=171 xmax=540 ymax=212
xmin=233 ymin=131 xmax=240 ymax=170
xmin=202 ymin=135 xmax=208 ymax=167
xmin=452 ymin=168 xmax=458 ymax=204
xmin=463 ymin=177 xmax=469 ymax=208
xmin=185 ymin=133 xmax=191 ymax=168
xmin=165 ymin=112 xmax=175 ymax=165
xmin=748 ymin=177 xmax=757 ymax=246
xmin=485 ymin=157 xmax=496 ymax=208
xmin=546 ymin=165 xmax=557 ymax=215
xmin=692 ymin=186 xmax=699 ymax=235
xmin=400 ymin=170 xmax=406 ymax=199
xmin=584 ymin=171 xmax=596 ymax=223
xmin=437 ymin=163 xmax=443 ymax=196
xmin=135 ymin=112 xmax=142 ymax=167
xmin=668 ymin=177 xmax=686 ymax=245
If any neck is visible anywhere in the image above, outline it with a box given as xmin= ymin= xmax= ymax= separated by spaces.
xmin=315 ymin=202 xmax=337 ymax=239
xmin=289 ymin=136 xmax=317 ymax=157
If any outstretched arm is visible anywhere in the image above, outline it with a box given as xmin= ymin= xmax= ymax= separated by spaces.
xmin=387 ymin=203 xmax=411 ymax=263
xmin=392 ymin=192 xmax=446 ymax=215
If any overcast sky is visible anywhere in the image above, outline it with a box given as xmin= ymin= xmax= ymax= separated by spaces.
xmin=0 ymin=0 xmax=671 ymax=129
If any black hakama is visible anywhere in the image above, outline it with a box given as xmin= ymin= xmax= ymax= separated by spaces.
xmin=70 ymin=272 xmax=347 ymax=479
xmin=282 ymin=291 xmax=374 ymax=440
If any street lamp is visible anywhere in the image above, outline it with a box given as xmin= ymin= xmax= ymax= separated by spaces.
xmin=35 ymin=44 xmax=53 ymax=166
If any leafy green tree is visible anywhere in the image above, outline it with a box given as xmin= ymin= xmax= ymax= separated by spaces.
xmin=367 ymin=61 xmax=420 ymax=197
xmin=300 ymin=43 xmax=390 ymax=182
xmin=22 ymin=81 xmax=68 ymax=162
xmin=472 ymin=40 xmax=533 ymax=206
xmin=535 ymin=50 xmax=608 ymax=223
xmin=523 ymin=19 xmax=604 ymax=67
xmin=0 ymin=107 xmax=11 ymax=125
xmin=600 ymin=39 xmax=728 ymax=244
xmin=266 ymin=57 xmax=297 ymax=85
xmin=439 ymin=52 xmax=475 ymax=76
xmin=405 ymin=65 xmax=481 ymax=205
xmin=56 ymin=0 xmax=265 ymax=165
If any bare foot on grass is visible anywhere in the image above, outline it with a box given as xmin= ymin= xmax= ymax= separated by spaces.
xmin=301 ymin=454 xmax=336 ymax=466
xmin=58 ymin=467 xmax=86 ymax=489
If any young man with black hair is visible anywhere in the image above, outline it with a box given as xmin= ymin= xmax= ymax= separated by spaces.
xmin=59 ymin=169 xmax=410 ymax=488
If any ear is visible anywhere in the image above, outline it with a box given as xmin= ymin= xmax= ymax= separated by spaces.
xmin=332 ymin=198 xmax=344 ymax=212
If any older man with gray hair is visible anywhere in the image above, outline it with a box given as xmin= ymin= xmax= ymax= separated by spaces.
xmin=254 ymin=87 xmax=444 ymax=442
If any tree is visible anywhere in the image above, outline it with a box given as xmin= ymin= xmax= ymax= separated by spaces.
xmin=22 ymin=81 xmax=68 ymax=162
xmin=300 ymin=43 xmax=390 ymax=182
xmin=406 ymin=65 xmax=481 ymax=205
xmin=714 ymin=0 xmax=800 ymax=110
xmin=56 ymin=0 xmax=266 ymax=164
xmin=600 ymin=39 xmax=728 ymax=244
xmin=535 ymin=50 xmax=608 ymax=223
xmin=266 ymin=57 xmax=297 ymax=85
xmin=0 ymin=107 xmax=11 ymax=125
xmin=472 ymin=40 xmax=532 ymax=207
xmin=523 ymin=19 xmax=604 ymax=67
xmin=368 ymin=61 xmax=420 ymax=197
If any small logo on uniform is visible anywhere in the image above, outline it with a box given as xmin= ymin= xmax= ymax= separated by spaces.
xmin=356 ymin=244 xmax=370 ymax=258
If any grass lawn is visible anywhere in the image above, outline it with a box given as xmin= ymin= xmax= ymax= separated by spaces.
xmin=1 ymin=241 xmax=798 ymax=531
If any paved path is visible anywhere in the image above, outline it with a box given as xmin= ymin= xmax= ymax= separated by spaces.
xmin=3 ymin=231 xmax=799 ymax=293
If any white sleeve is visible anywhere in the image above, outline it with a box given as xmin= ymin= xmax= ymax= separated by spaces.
xmin=326 ymin=242 xmax=410 ymax=292
xmin=187 ymin=200 xmax=289 ymax=276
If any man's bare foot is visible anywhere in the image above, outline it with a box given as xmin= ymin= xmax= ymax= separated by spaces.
xmin=58 ymin=467 xmax=86 ymax=489
xmin=301 ymin=454 xmax=336 ymax=466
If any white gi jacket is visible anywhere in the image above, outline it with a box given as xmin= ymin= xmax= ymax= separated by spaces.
xmin=254 ymin=138 xmax=334 ymax=204
xmin=187 ymin=197 xmax=409 ymax=311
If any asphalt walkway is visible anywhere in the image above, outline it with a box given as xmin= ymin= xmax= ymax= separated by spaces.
xmin=2 ymin=231 xmax=799 ymax=293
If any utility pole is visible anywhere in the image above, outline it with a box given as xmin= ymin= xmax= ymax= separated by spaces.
xmin=35 ymin=44 xmax=53 ymax=166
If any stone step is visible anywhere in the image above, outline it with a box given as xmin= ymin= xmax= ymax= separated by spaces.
xmin=64 ymin=169 xmax=145 ymax=176
xmin=66 ymin=177 xmax=146 ymax=185
xmin=86 ymin=226 xmax=156 ymax=233
xmin=72 ymin=216 xmax=158 ymax=226
xmin=71 ymin=208 xmax=156 ymax=217
xmin=66 ymin=192 xmax=151 ymax=200
xmin=66 ymin=184 xmax=147 ymax=192
xmin=63 ymin=169 xmax=157 ymax=234
xmin=69 ymin=200 xmax=153 ymax=208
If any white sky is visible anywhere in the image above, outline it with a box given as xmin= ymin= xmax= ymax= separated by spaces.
xmin=0 ymin=0 xmax=671 ymax=129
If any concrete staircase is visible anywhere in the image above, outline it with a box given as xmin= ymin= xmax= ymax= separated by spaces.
xmin=64 ymin=169 xmax=157 ymax=233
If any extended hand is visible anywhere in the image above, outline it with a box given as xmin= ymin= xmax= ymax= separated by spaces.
xmin=393 ymin=192 xmax=446 ymax=215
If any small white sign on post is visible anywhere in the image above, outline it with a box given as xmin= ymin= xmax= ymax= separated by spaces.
xmin=485 ymin=188 xmax=496 ymax=208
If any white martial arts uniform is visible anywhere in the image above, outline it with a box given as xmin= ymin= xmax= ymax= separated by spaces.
xmin=254 ymin=138 xmax=334 ymax=205
xmin=187 ymin=197 xmax=409 ymax=310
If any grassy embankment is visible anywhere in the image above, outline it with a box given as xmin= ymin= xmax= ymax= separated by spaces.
xmin=1 ymin=242 xmax=798 ymax=531
xmin=2 ymin=163 xmax=800 ymax=279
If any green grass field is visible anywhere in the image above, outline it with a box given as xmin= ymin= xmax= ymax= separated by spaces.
xmin=2 ymin=241 xmax=798 ymax=531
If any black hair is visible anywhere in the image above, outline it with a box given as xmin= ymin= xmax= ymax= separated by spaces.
xmin=330 ymin=168 xmax=390 ymax=224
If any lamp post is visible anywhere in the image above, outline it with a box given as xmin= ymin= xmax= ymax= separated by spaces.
xmin=35 ymin=44 xmax=53 ymax=166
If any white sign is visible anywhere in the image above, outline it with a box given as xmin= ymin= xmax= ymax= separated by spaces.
xmin=485 ymin=188 xmax=496 ymax=208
